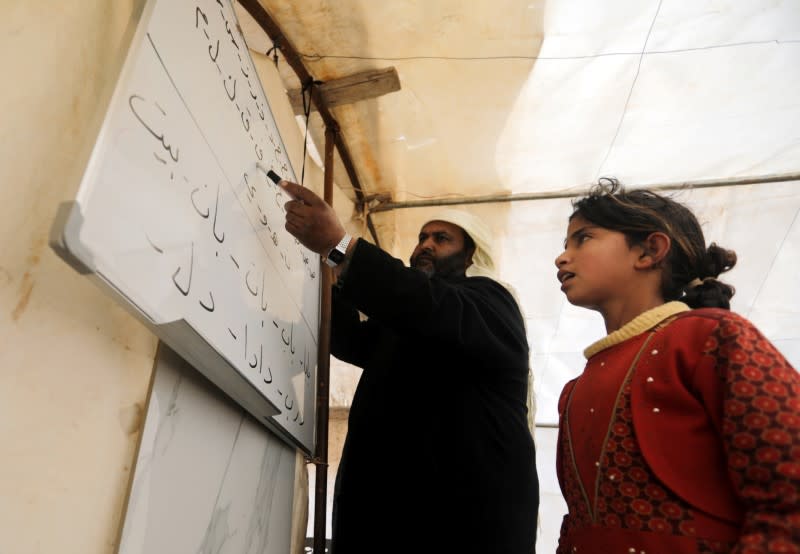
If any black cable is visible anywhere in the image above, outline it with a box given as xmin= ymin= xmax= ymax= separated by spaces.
xmin=297 ymin=38 xmax=798 ymax=63
xmin=300 ymin=78 xmax=323 ymax=186
xmin=266 ymin=40 xmax=280 ymax=67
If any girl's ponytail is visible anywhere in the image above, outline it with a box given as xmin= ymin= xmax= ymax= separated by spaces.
xmin=681 ymin=243 xmax=737 ymax=309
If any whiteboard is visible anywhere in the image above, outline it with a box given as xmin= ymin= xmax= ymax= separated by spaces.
xmin=50 ymin=0 xmax=319 ymax=453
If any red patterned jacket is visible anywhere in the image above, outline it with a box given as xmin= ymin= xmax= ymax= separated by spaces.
xmin=557 ymin=305 xmax=800 ymax=554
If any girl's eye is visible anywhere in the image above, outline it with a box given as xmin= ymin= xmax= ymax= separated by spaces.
xmin=577 ymin=233 xmax=590 ymax=244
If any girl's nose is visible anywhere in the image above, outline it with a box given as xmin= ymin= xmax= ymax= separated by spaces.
xmin=555 ymin=251 xmax=568 ymax=268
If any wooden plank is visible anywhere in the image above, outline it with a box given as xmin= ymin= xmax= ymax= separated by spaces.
xmin=288 ymin=67 xmax=401 ymax=114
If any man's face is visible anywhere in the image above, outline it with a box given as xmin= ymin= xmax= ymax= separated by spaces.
xmin=409 ymin=220 xmax=474 ymax=278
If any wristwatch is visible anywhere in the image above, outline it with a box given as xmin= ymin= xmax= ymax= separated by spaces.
xmin=325 ymin=233 xmax=352 ymax=268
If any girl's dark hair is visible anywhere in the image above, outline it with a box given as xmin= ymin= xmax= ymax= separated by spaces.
xmin=570 ymin=178 xmax=737 ymax=309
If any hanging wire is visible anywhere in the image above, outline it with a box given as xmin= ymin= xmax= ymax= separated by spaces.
xmin=300 ymin=78 xmax=323 ymax=186
xmin=265 ymin=40 xmax=280 ymax=67
xmin=263 ymin=40 xmax=315 ymax=187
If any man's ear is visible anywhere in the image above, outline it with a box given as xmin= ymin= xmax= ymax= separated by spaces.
xmin=464 ymin=245 xmax=476 ymax=269
xmin=634 ymin=232 xmax=671 ymax=270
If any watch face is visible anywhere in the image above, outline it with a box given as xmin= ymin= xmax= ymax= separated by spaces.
xmin=327 ymin=247 xmax=345 ymax=265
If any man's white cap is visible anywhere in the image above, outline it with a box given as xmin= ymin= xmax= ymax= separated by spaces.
xmin=426 ymin=208 xmax=497 ymax=279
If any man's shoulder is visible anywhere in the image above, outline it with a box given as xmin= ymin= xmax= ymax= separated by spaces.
xmin=457 ymin=275 xmax=522 ymax=310
xmin=456 ymin=274 xmax=506 ymax=292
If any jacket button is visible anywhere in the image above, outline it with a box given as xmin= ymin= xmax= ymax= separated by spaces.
xmin=651 ymin=349 xmax=658 ymax=355
xmin=646 ymin=377 xmax=654 ymax=383
xmin=653 ymin=407 xmax=660 ymax=413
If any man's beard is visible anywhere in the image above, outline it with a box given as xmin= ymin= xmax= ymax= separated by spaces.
xmin=411 ymin=249 xmax=470 ymax=279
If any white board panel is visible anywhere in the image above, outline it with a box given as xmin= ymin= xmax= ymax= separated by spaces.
xmin=51 ymin=0 xmax=319 ymax=452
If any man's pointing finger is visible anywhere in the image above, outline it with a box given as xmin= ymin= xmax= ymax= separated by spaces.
xmin=279 ymin=180 xmax=318 ymax=205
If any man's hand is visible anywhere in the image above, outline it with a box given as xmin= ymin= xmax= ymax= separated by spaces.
xmin=281 ymin=180 xmax=346 ymax=255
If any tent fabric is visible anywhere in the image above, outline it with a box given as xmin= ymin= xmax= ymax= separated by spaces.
xmin=236 ymin=0 xmax=800 ymax=415
xmin=237 ymin=0 xmax=800 ymax=549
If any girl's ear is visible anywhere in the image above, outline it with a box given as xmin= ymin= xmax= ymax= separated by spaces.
xmin=635 ymin=232 xmax=671 ymax=270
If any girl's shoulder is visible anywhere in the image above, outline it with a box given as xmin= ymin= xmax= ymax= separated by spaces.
xmin=668 ymin=308 xmax=791 ymax=368
xmin=672 ymin=307 xmax=757 ymax=331
xmin=653 ymin=308 xmax=763 ymax=358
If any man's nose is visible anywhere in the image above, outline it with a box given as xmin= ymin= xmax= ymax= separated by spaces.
xmin=420 ymin=238 xmax=436 ymax=251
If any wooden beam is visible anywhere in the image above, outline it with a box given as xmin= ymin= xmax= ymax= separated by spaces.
xmin=287 ymin=67 xmax=401 ymax=115
xmin=312 ymin=127 xmax=336 ymax=554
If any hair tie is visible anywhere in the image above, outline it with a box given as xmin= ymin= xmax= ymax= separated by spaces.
xmin=687 ymin=277 xmax=715 ymax=289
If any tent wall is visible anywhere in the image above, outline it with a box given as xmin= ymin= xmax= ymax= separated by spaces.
xmin=0 ymin=3 xmax=318 ymax=552
xmin=0 ymin=3 xmax=157 ymax=552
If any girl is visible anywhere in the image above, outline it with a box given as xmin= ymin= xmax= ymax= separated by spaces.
xmin=554 ymin=180 xmax=799 ymax=553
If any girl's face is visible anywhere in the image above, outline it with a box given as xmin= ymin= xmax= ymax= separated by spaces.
xmin=554 ymin=215 xmax=644 ymax=310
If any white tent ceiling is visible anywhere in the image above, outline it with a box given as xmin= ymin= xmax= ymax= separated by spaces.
xmin=237 ymin=0 xmax=800 ymax=421
xmin=235 ymin=0 xmax=799 ymax=548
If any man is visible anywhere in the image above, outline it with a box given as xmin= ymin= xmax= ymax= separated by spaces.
xmin=282 ymin=180 xmax=539 ymax=554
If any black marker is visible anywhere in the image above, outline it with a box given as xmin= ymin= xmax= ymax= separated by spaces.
xmin=256 ymin=162 xmax=299 ymax=199
xmin=257 ymin=162 xmax=282 ymax=184
xmin=266 ymin=169 xmax=282 ymax=184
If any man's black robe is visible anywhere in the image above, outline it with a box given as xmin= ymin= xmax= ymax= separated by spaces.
xmin=330 ymin=240 xmax=539 ymax=553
